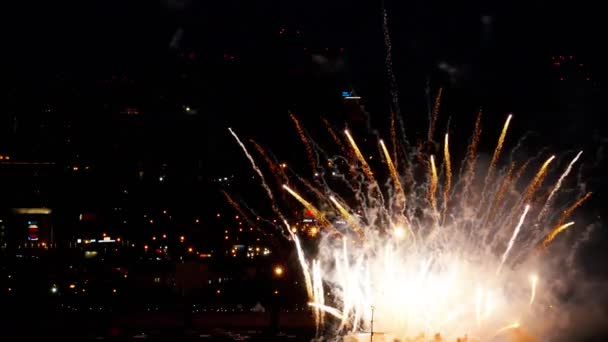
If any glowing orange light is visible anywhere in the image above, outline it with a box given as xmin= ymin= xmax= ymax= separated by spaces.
xmin=274 ymin=265 xmax=284 ymax=277
xmin=69 ymin=284 xmax=76 ymax=289
xmin=188 ymin=247 xmax=193 ymax=253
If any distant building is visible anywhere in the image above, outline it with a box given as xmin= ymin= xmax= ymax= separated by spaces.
xmin=0 ymin=208 xmax=54 ymax=251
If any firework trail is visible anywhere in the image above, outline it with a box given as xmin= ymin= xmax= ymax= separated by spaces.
xmin=483 ymin=114 xmax=513 ymax=199
xmin=345 ymin=130 xmax=375 ymax=182
xmin=283 ymin=185 xmax=335 ymax=234
xmin=250 ymin=139 xmax=289 ymax=184
xmin=482 ymin=162 xmax=516 ymax=232
xmin=390 ymin=111 xmax=399 ymax=168
xmin=322 ymin=116 xmax=350 ymax=157
xmin=380 ymin=139 xmax=406 ymax=211
xmin=228 ymin=128 xmax=289 ymax=231
xmin=442 ymin=134 xmax=452 ymax=223
xmin=288 ymin=227 xmax=314 ymax=308
xmin=542 ymin=221 xmax=575 ymax=248
xmin=556 ymin=192 xmax=591 ymax=227
xmin=429 ymin=155 xmax=439 ymax=217
xmin=498 ymin=204 xmax=530 ymax=274
xmin=459 ymin=110 xmax=482 ymax=206
xmin=537 ymin=151 xmax=583 ymax=221
xmin=330 ymin=196 xmax=365 ymax=238
xmin=521 ymin=155 xmax=555 ymax=204
xmin=382 ymin=6 xmax=401 ymax=122
xmin=221 ymin=191 xmax=259 ymax=231
xmin=428 ymin=88 xmax=444 ymax=142
xmin=540 ymin=192 xmax=593 ymax=251
xmin=290 ymin=113 xmax=317 ymax=174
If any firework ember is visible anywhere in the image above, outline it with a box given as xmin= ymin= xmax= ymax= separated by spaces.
xmin=230 ymin=108 xmax=590 ymax=341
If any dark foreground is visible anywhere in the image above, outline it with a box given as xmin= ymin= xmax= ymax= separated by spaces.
xmin=4 ymin=310 xmax=315 ymax=341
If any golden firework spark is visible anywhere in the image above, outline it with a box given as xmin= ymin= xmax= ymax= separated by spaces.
xmin=290 ymin=113 xmax=317 ymax=174
xmin=429 ymin=155 xmax=439 ymax=216
xmin=542 ymin=221 xmax=575 ymax=248
xmin=442 ymin=134 xmax=452 ymax=223
xmin=344 ymin=129 xmax=375 ymax=182
xmin=330 ymin=196 xmax=365 ymax=239
xmin=380 ymin=139 xmax=405 ymax=209
xmin=462 ymin=110 xmax=482 ymax=200
xmin=522 ymin=155 xmax=555 ymax=204
xmin=428 ymin=87 xmax=443 ymax=141
xmin=322 ymin=116 xmax=349 ymax=157
xmin=485 ymin=114 xmax=513 ymax=186
xmin=283 ymin=184 xmax=334 ymax=233
xmin=250 ymin=139 xmax=288 ymax=184
xmin=553 ymin=192 xmax=592 ymax=230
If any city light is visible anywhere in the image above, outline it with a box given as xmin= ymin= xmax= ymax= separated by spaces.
xmin=69 ymin=284 xmax=76 ymax=289
xmin=273 ymin=265 xmax=284 ymax=277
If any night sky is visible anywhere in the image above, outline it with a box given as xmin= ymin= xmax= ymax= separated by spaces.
xmin=4 ymin=0 xmax=608 ymax=221
xmin=2 ymin=0 xmax=608 ymax=339
xmin=3 ymin=0 xmax=608 ymax=197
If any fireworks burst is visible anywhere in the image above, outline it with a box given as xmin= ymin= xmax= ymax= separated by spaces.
xmin=228 ymin=106 xmax=591 ymax=341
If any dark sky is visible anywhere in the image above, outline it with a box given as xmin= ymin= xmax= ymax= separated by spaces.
xmin=4 ymin=0 xmax=608 ymax=176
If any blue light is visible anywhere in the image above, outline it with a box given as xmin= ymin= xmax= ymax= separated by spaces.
xmin=342 ymin=91 xmax=351 ymax=97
